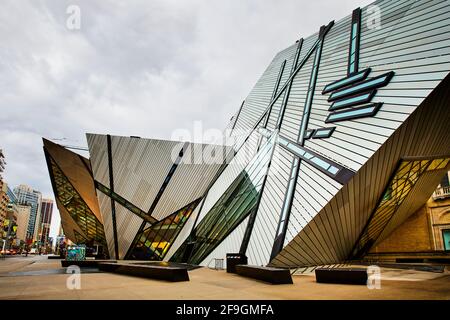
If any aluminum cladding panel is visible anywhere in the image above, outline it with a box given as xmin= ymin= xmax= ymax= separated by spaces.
xmin=150 ymin=143 xmax=226 ymax=221
xmin=110 ymin=135 xmax=183 ymax=212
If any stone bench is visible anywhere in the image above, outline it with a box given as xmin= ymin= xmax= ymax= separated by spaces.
xmin=98 ymin=262 xmax=190 ymax=282
xmin=235 ymin=265 xmax=293 ymax=284
xmin=47 ymin=255 xmax=63 ymax=259
xmin=315 ymin=268 xmax=367 ymax=285
xmin=396 ymin=258 xmax=424 ymax=263
xmin=61 ymin=260 xmax=115 ymax=268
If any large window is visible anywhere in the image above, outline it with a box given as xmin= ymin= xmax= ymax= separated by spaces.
xmin=49 ymin=157 xmax=107 ymax=247
xmin=352 ymin=157 xmax=450 ymax=258
xmin=172 ymin=135 xmax=274 ymax=265
xmin=128 ymin=199 xmax=201 ymax=260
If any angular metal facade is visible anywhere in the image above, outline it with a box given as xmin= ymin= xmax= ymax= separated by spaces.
xmin=43 ymin=139 xmax=107 ymax=253
xmin=86 ymin=134 xmax=229 ymax=260
xmin=177 ymin=0 xmax=450 ymax=267
xmin=44 ymin=0 xmax=450 ymax=267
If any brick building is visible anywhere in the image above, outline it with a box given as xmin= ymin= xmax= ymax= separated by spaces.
xmin=369 ymin=172 xmax=450 ymax=260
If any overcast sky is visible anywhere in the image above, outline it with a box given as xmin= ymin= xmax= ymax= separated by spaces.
xmin=0 ymin=0 xmax=373 ymax=241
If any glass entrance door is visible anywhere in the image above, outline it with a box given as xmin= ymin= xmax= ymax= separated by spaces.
xmin=443 ymin=230 xmax=450 ymax=251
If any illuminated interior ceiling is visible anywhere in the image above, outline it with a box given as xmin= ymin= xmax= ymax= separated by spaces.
xmin=128 ymin=198 xmax=201 ymax=260
xmin=351 ymin=157 xmax=450 ymax=258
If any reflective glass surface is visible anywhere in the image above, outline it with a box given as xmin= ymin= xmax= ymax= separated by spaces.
xmin=129 ymin=198 xmax=201 ymax=260
xmin=352 ymin=158 xmax=450 ymax=258
xmin=330 ymin=75 xmax=388 ymax=100
xmin=322 ymin=69 xmax=369 ymax=93
xmin=172 ymin=135 xmax=275 ymax=264
xmin=49 ymin=157 xmax=107 ymax=247
xmin=332 ymin=92 xmax=372 ymax=108
xmin=327 ymin=105 xmax=376 ymax=122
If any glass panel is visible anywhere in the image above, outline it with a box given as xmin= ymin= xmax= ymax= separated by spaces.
xmin=286 ymin=142 xmax=305 ymax=156
xmin=349 ymin=64 xmax=355 ymax=74
xmin=352 ymin=23 xmax=358 ymax=38
xmin=441 ymin=174 xmax=450 ymax=188
xmin=314 ymin=129 xmax=332 ymax=138
xmin=305 ymin=130 xmax=314 ymax=139
xmin=328 ymin=166 xmax=339 ymax=175
xmin=443 ymin=230 xmax=450 ymax=251
xmin=128 ymin=198 xmax=201 ymax=260
xmin=332 ymin=92 xmax=371 ymax=108
xmin=352 ymin=157 xmax=450 ymax=258
xmin=303 ymin=152 xmax=314 ymax=160
xmin=330 ymin=75 xmax=388 ymax=100
xmin=428 ymin=158 xmax=449 ymax=171
xmin=323 ymin=69 xmax=368 ymax=92
xmin=349 ymin=52 xmax=356 ymax=64
xmin=49 ymin=158 xmax=107 ymax=248
xmin=310 ymin=157 xmax=331 ymax=171
xmin=328 ymin=105 xmax=376 ymax=121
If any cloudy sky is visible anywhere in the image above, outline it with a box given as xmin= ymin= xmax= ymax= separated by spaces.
xmin=0 ymin=0 xmax=373 ymax=241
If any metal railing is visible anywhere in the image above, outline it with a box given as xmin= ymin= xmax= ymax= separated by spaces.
xmin=432 ymin=186 xmax=450 ymax=200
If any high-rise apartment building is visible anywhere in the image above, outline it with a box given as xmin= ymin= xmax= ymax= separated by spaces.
xmin=0 ymin=180 xmax=9 ymax=228
xmin=15 ymin=204 xmax=31 ymax=242
xmin=14 ymin=185 xmax=42 ymax=241
xmin=37 ymin=199 xmax=53 ymax=246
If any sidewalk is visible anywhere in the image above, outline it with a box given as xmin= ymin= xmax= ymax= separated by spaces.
xmin=0 ymin=256 xmax=449 ymax=300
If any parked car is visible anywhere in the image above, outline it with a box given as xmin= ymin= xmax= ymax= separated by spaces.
xmin=0 ymin=249 xmax=17 ymax=255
